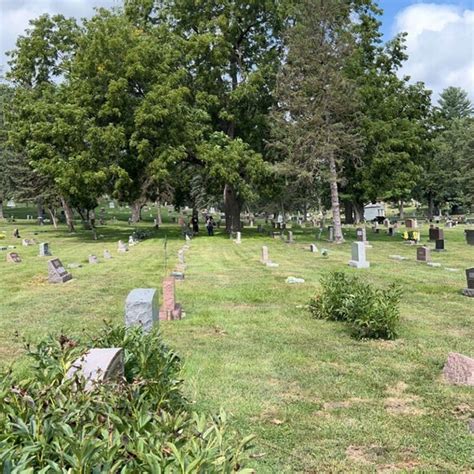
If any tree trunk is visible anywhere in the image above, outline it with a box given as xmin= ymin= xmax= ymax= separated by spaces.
xmin=0 ymin=200 xmax=3 ymax=220
xmin=36 ymin=199 xmax=44 ymax=220
xmin=328 ymin=152 xmax=344 ymax=243
xmin=399 ymin=200 xmax=404 ymax=219
xmin=224 ymin=183 xmax=241 ymax=233
xmin=47 ymin=207 xmax=58 ymax=229
xmin=353 ymin=201 xmax=364 ymax=224
xmin=427 ymin=192 xmax=434 ymax=220
xmin=344 ymin=200 xmax=354 ymax=224
xmin=131 ymin=199 xmax=144 ymax=224
xmin=61 ymin=197 xmax=75 ymax=233
xmin=155 ymin=199 xmax=162 ymax=227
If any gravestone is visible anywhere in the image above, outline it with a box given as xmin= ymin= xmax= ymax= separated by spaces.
xmin=125 ymin=288 xmax=158 ymax=332
xmin=48 ymin=258 xmax=73 ymax=283
xmin=39 ymin=242 xmax=51 ymax=257
xmin=159 ymin=277 xmax=182 ymax=321
xmin=416 ymin=246 xmax=431 ymax=263
xmin=405 ymin=219 xmax=417 ymax=229
xmin=118 ymin=240 xmax=128 ymax=253
xmin=66 ymin=348 xmax=124 ymax=391
xmin=348 ymin=242 xmax=370 ymax=269
xmin=465 ymin=230 xmax=474 ymax=246
xmin=435 ymin=239 xmax=445 ymax=252
xmin=235 ymin=232 xmax=241 ymax=244
xmin=328 ymin=226 xmax=334 ymax=242
xmin=88 ymin=255 xmax=99 ymax=264
xmin=22 ymin=239 xmax=35 ymax=246
xmin=383 ymin=218 xmax=390 ymax=227
xmin=462 ymin=268 xmax=474 ymax=297
xmin=388 ymin=227 xmax=394 ymax=237
xmin=356 ymin=227 xmax=366 ymax=243
xmin=310 ymin=244 xmax=318 ymax=253
xmin=261 ymin=246 xmax=269 ymax=264
xmin=286 ymin=231 xmax=294 ymax=244
xmin=171 ymin=271 xmax=185 ymax=280
xmin=443 ymin=353 xmax=474 ymax=386
xmin=6 ymin=252 xmax=21 ymax=263
xmin=128 ymin=236 xmax=136 ymax=246
xmin=104 ymin=249 xmax=112 ymax=259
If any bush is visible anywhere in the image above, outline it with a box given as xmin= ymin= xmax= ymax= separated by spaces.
xmin=309 ymin=272 xmax=402 ymax=340
xmin=0 ymin=325 xmax=254 ymax=472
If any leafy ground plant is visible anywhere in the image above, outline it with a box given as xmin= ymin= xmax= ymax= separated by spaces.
xmin=0 ymin=325 xmax=254 ymax=473
xmin=309 ymin=272 xmax=402 ymax=339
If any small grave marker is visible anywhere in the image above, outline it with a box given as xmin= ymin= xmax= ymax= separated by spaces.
xmin=6 ymin=252 xmax=21 ymax=263
xmin=261 ymin=246 xmax=269 ymax=264
xmin=118 ymin=240 xmax=128 ymax=253
xmin=235 ymin=232 xmax=241 ymax=244
xmin=462 ymin=267 xmax=474 ymax=297
xmin=443 ymin=353 xmax=474 ymax=386
xmin=286 ymin=231 xmax=294 ymax=244
xmin=310 ymin=244 xmax=318 ymax=253
xmin=348 ymin=242 xmax=370 ymax=269
xmin=465 ymin=229 xmax=474 ymax=246
xmin=434 ymin=239 xmax=445 ymax=252
xmin=159 ymin=277 xmax=182 ymax=320
xmin=48 ymin=258 xmax=73 ymax=283
xmin=416 ymin=246 xmax=431 ymax=263
xmin=327 ymin=226 xmax=334 ymax=242
xmin=88 ymin=255 xmax=99 ymax=264
xmin=125 ymin=288 xmax=158 ymax=332
xmin=104 ymin=249 xmax=112 ymax=259
xmin=66 ymin=348 xmax=123 ymax=391
xmin=39 ymin=242 xmax=51 ymax=257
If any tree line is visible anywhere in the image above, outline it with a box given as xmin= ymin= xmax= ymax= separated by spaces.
xmin=0 ymin=0 xmax=472 ymax=240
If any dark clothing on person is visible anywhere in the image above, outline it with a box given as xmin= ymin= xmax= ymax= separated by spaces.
xmin=191 ymin=216 xmax=199 ymax=233
xmin=206 ymin=217 xmax=215 ymax=236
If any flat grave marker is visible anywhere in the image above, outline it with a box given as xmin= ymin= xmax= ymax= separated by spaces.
xmin=6 ymin=252 xmax=21 ymax=263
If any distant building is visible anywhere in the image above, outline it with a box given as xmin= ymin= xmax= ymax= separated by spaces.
xmin=364 ymin=202 xmax=385 ymax=221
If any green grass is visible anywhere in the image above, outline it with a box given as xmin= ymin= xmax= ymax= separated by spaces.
xmin=1 ymin=208 xmax=473 ymax=472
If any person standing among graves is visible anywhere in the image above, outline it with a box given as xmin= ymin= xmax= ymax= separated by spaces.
xmin=191 ymin=215 xmax=199 ymax=234
xmin=206 ymin=216 xmax=215 ymax=236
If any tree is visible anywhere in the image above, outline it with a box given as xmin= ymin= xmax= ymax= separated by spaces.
xmin=164 ymin=0 xmax=287 ymax=231
xmin=271 ymin=0 xmax=363 ymax=243
xmin=438 ymin=86 xmax=474 ymax=121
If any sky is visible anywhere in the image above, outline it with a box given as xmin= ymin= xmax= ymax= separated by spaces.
xmin=0 ymin=0 xmax=473 ymax=103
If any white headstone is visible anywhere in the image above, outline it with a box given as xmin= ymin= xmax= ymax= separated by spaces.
xmin=118 ymin=240 xmax=128 ymax=253
xmin=310 ymin=244 xmax=318 ymax=253
xmin=125 ymin=288 xmax=158 ymax=333
xmin=261 ymin=245 xmax=269 ymax=263
xmin=39 ymin=242 xmax=51 ymax=257
xmin=88 ymin=255 xmax=99 ymax=264
xmin=235 ymin=232 xmax=241 ymax=244
xmin=348 ymin=242 xmax=370 ymax=269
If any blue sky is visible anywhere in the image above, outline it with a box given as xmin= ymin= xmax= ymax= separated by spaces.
xmin=1 ymin=0 xmax=473 ymax=102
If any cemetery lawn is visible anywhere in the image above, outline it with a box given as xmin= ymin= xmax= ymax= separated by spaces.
xmin=1 ymin=215 xmax=473 ymax=472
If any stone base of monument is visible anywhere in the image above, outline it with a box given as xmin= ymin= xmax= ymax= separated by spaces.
xmin=171 ymin=271 xmax=185 ymax=280
xmin=348 ymin=260 xmax=370 ymax=269
xmin=266 ymin=261 xmax=279 ymax=268
xmin=462 ymin=288 xmax=474 ymax=297
xmin=427 ymin=262 xmax=441 ymax=267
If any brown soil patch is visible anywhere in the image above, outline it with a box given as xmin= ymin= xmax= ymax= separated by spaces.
xmin=346 ymin=445 xmax=388 ymax=465
xmin=29 ymin=275 xmax=48 ymax=286
xmin=452 ymin=403 xmax=473 ymax=420
xmin=384 ymin=382 xmax=424 ymax=416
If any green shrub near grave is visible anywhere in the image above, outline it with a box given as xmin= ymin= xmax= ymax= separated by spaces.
xmin=0 ymin=325 xmax=253 ymax=472
xmin=309 ymin=272 xmax=402 ymax=339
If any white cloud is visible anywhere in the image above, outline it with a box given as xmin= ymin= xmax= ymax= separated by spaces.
xmin=0 ymin=0 xmax=118 ymax=72
xmin=393 ymin=3 xmax=474 ymax=104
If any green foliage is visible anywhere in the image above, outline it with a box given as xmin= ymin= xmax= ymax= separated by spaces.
xmin=438 ymin=86 xmax=474 ymax=120
xmin=0 ymin=325 xmax=253 ymax=472
xmin=309 ymin=272 xmax=402 ymax=339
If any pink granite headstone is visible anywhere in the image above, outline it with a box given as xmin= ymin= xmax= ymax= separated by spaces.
xmin=443 ymin=352 xmax=474 ymax=386
xmin=159 ymin=277 xmax=182 ymax=320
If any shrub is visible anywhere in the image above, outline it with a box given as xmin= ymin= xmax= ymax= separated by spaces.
xmin=309 ymin=272 xmax=402 ymax=340
xmin=0 ymin=325 xmax=254 ymax=472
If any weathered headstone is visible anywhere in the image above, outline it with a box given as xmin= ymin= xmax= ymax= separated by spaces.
xmin=286 ymin=231 xmax=294 ymax=244
xmin=48 ymin=258 xmax=73 ymax=283
xmin=443 ymin=352 xmax=474 ymax=386
xmin=383 ymin=218 xmax=390 ymax=227
xmin=118 ymin=240 xmax=128 ymax=253
xmin=462 ymin=268 xmax=474 ymax=297
xmin=388 ymin=227 xmax=394 ymax=237
xmin=6 ymin=252 xmax=21 ymax=263
xmin=348 ymin=242 xmax=370 ymax=269
xmin=88 ymin=255 xmax=99 ymax=264
xmin=171 ymin=271 xmax=185 ymax=280
xmin=328 ymin=226 xmax=334 ymax=242
xmin=125 ymin=288 xmax=158 ymax=332
xmin=465 ymin=229 xmax=474 ymax=246
xmin=22 ymin=238 xmax=35 ymax=246
xmin=405 ymin=219 xmax=417 ymax=229
xmin=416 ymin=246 xmax=431 ymax=263
xmin=159 ymin=277 xmax=182 ymax=321
xmin=435 ymin=239 xmax=445 ymax=252
xmin=261 ymin=245 xmax=269 ymax=264
xmin=39 ymin=242 xmax=51 ymax=257
xmin=66 ymin=348 xmax=124 ymax=391
xmin=104 ymin=249 xmax=112 ymax=259
xmin=310 ymin=244 xmax=318 ymax=253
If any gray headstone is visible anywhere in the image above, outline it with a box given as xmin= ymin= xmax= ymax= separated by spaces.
xmin=348 ymin=242 xmax=370 ymax=269
xmin=39 ymin=242 xmax=51 ymax=257
xmin=118 ymin=240 xmax=128 ymax=253
xmin=286 ymin=231 xmax=294 ymax=244
xmin=66 ymin=347 xmax=123 ymax=391
xmin=88 ymin=255 xmax=99 ymax=264
xmin=465 ymin=230 xmax=474 ymax=246
xmin=356 ymin=227 xmax=366 ymax=242
xmin=104 ymin=249 xmax=112 ymax=259
xmin=125 ymin=288 xmax=158 ymax=332
xmin=48 ymin=258 xmax=73 ymax=283
xmin=328 ymin=226 xmax=334 ymax=242
xmin=310 ymin=244 xmax=318 ymax=253
xmin=261 ymin=245 xmax=269 ymax=263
